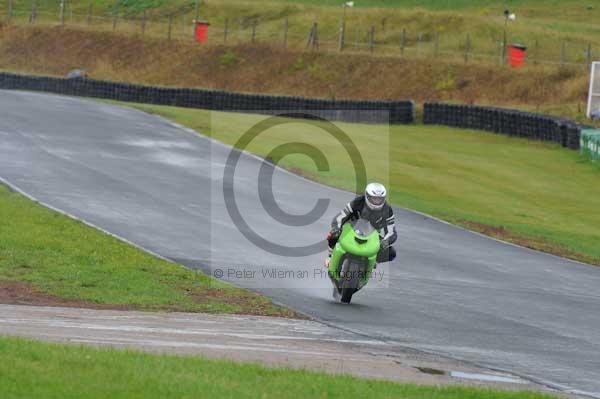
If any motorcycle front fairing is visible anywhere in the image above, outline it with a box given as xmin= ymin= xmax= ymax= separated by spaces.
xmin=328 ymin=219 xmax=380 ymax=288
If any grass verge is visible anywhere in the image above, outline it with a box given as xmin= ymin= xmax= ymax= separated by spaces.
xmin=0 ymin=336 xmax=556 ymax=399
xmin=0 ymin=183 xmax=297 ymax=317
xmin=126 ymin=103 xmax=600 ymax=265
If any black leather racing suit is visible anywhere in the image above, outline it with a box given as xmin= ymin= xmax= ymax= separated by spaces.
xmin=328 ymin=195 xmax=397 ymax=263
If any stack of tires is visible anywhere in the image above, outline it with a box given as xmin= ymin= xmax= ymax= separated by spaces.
xmin=0 ymin=72 xmax=416 ymax=125
xmin=423 ymin=102 xmax=581 ymax=150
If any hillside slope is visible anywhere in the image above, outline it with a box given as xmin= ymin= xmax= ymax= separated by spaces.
xmin=0 ymin=26 xmax=588 ymax=118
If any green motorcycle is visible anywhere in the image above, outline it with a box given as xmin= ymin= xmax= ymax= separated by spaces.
xmin=328 ymin=218 xmax=380 ymax=304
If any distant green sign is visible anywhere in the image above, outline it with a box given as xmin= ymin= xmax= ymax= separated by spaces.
xmin=580 ymin=129 xmax=600 ymax=161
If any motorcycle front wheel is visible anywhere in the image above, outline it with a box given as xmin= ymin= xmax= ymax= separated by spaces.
xmin=340 ymin=258 xmax=364 ymax=304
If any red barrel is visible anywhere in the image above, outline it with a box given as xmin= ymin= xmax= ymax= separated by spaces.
xmin=507 ymin=44 xmax=527 ymax=68
xmin=194 ymin=20 xmax=210 ymax=43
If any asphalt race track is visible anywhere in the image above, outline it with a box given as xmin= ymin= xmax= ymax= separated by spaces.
xmin=1 ymin=90 xmax=599 ymax=397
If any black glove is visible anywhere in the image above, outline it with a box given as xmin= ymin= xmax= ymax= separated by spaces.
xmin=327 ymin=227 xmax=341 ymax=249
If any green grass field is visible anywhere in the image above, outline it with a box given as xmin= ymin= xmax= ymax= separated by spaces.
xmin=0 ymin=336 xmax=555 ymax=399
xmin=5 ymin=0 xmax=594 ymax=12
xmin=125 ymin=103 xmax=600 ymax=265
xmin=271 ymin=0 xmax=591 ymax=10
xmin=0 ymin=183 xmax=294 ymax=316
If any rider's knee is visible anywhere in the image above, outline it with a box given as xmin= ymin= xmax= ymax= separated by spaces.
xmin=376 ymin=246 xmax=396 ymax=263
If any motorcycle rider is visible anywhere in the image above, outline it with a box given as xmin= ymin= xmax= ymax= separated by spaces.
xmin=326 ymin=182 xmax=397 ymax=268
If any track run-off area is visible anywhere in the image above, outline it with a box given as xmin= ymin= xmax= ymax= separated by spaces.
xmin=1 ymin=90 xmax=599 ymax=397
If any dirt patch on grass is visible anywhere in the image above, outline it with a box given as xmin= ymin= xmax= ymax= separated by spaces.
xmin=288 ymin=167 xmax=319 ymax=182
xmin=0 ymin=281 xmax=305 ymax=318
xmin=0 ymin=281 xmax=135 ymax=310
xmin=190 ymin=287 xmax=307 ymax=319
xmin=458 ymin=220 xmax=600 ymax=266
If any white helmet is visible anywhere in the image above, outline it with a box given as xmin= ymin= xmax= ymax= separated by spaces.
xmin=365 ymin=182 xmax=387 ymax=210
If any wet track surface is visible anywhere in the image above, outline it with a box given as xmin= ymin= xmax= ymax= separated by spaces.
xmin=1 ymin=90 xmax=599 ymax=396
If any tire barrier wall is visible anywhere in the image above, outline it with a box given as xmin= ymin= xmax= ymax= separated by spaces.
xmin=0 ymin=72 xmax=415 ymax=124
xmin=423 ymin=102 xmax=581 ymax=150
xmin=580 ymin=129 xmax=600 ymax=161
